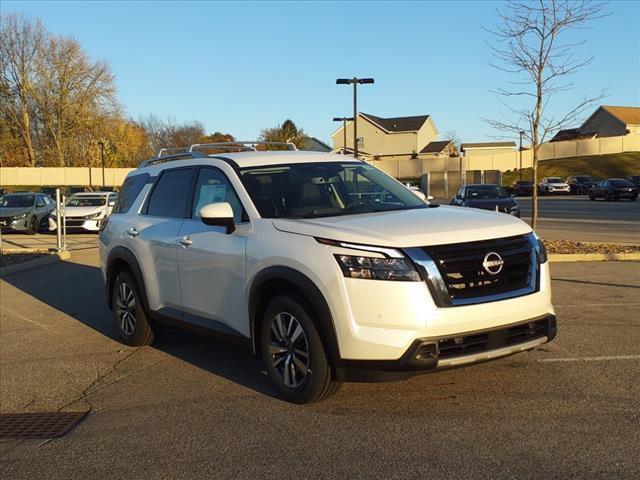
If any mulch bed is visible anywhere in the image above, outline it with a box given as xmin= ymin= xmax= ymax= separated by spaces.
xmin=544 ymin=240 xmax=640 ymax=255
xmin=0 ymin=252 xmax=51 ymax=269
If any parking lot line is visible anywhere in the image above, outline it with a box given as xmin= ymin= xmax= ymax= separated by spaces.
xmin=538 ymin=355 xmax=640 ymax=363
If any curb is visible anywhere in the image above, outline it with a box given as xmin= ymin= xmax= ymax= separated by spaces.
xmin=548 ymin=253 xmax=640 ymax=262
xmin=0 ymin=250 xmax=71 ymax=277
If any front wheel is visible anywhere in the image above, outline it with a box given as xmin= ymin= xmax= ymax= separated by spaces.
xmin=25 ymin=215 xmax=38 ymax=235
xmin=260 ymin=295 xmax=341 ymax=404
xmin=111 ymin=271 xmax=155 ymax=346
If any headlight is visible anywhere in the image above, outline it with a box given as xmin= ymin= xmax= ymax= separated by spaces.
xmin=84 ymin=212 xmax=103 ymax=219
xmin=531 ymin=232 xmax=548 ymax=263
xmin=334 ymin=255 xmax=421 ymax=281
xmin=13 ymin=212 xmax=28 ymax=220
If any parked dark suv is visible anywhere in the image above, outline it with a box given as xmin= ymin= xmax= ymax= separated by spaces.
xmin=589 ymin=179 xmax=638 ymax=201
xmin=566 ymin=175 xmax=597 ymax=195
xmin=509 ymin=180 xmax=534 ymax=196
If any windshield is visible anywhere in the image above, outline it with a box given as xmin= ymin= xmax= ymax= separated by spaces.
xmin=611 ymin=179 xmax=634 ymax=187
xmin=0 ymin=195 xmax=35 ymax=208
xmin=575 ymin=176 xmax=593 ymax=183
xmin=548 ymin=177 xmax=564 ymax=183
xmin=466 ymin=185 xmax=510 ymax=199
xmin=66 ymin=196 xmax=106 ymax=207
xmin=239 ymin=162 xmax=427 ymax=219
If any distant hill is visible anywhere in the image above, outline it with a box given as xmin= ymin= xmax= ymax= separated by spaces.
xmin=503 ymin=152 xmax=640 ymax=185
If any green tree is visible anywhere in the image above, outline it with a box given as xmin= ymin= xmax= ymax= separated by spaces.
xmin=259 ymin=119 xmax=309 ymax=150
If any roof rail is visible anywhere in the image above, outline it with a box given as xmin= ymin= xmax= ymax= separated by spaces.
xmin=156 ymin=147 xmax=189 ymax=157
xmin=138 ymin=151 xmax=205 ymax=168
xmin=187 ymin=141 xmax=298 ymax=153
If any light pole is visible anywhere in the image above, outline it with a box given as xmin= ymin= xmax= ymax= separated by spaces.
xmin=98 ymin=141 xmax=106 ymax=189
xmin=336 ymin=77 xmax=374 ymax=158
xmin=333 ymin=117 xmax=354 ymax=154
xmin=519 ymin=130 xmax=524 ymax=182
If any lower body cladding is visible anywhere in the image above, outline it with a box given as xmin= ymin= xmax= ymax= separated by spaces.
xmin=339 ymin=315 xmax=556 ymax=381
xmin=48 ymin=216 xmax=101 ymax=232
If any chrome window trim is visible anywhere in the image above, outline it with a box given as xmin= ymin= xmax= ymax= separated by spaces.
xmin=404 ymin=233 xmax=541 ymax=308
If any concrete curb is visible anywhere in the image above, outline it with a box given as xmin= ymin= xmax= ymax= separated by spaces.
xmin=548 ymin=253 xmax=640 ymax=262
xmin=0 ymin=250 xmax=71 ymax=277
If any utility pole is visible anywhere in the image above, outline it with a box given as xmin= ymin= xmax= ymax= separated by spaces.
xmin=519 ymin=131 xmax=524 ymax=182
xmin=333 ymin=117 xmax=354 ymax=154
xmin=336 ymin=77 xmax=374 ymax=158
xmin=98 ymin=141 xmax=106 ymax=189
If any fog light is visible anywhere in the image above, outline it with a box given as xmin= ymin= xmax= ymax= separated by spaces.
xmin=416 ymin=343 xmax=438 ymax=360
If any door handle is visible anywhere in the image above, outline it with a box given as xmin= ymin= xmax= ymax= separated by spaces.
xmin=127 ymin=227 xmax=139 ymax=237
xmin=179 ymin=236 xmax=193 ymax=247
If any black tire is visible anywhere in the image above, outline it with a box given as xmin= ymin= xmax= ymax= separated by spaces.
xmin=25 ymin=215 xmax=38 ymax=235
xmin=111 ymin=270 xmax=155 ymax=346
xmin=631 ymin=196 xmax=637 ymax=202
xmin=260 ymin=294 xmax=341 ymax=404
xmin=589 ymin=194 xmax=595 ymax=201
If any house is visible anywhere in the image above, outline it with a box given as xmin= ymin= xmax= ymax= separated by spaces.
xmin=551 ymin=106 xmax=640 ymax=141
xmin=331 ymin=112 xmax=447 ymax=161
xmin=420 ymin=140 xmax=459 ymax=157
xmin=579 ymin=106 xmax=640 ymax=137
xmin=460 ymin=142 xmax=516 ymax=157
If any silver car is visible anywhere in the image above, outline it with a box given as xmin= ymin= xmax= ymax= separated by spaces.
xmin=0 ymin=192 xmax=56 ymax=234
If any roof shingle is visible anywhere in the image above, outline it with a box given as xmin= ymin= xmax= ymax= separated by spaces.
xmin=360 ymin=113 xmax=430 ymax=132
xmin=601 ymin=106 xmax=640 ymax=125
xmin=420 ymin=140 xmax=452 ymax=153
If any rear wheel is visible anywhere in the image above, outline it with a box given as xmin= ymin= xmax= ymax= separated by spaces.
xmin=111 ymin=271 xmax=155 ymax=346
xmin=260 ymin=295 xmax=341 ymax=404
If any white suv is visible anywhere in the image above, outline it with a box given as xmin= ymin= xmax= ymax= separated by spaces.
xmin=50 ymin=191 xmax=118 ymax=232
xmin=100 ymin=145 xmax=556 ymax=404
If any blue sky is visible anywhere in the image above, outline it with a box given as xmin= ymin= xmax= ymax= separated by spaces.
xmin=3 ymin=1 xmax=639 ymax=145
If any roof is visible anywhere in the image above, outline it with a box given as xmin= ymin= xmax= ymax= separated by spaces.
xmin=601 ymin=106 xmax=640 ymax=125
xmin=360 ymin=113 xmax=430 ymax=132
xmin=460 ymin=142 xmax=516 ymax=151
xmin=550 ymin=128 xmax=597 ymax=142
xmin=138 ymin=151 xmax=356 ymax=171
xmin=420 ymin=140 xmax=452 ymax=154
xmin=301 ymin=137 xmax=332 ymax=152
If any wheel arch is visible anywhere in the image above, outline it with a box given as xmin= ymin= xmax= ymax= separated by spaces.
xmin=105 ymin=246 xmax=149 ymax=312
xmin=248 ymin=266 xmax=342 ymax=369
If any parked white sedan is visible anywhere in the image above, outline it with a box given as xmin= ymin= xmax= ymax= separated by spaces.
xmin=49 ymin=192 xmax=117 ymax=232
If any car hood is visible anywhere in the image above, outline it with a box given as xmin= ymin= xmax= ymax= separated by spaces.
xmin=272 ymin=205 xmax=532 ymax=248
xmin=62 ymin=206 xmax=105 ymax=217
xmin=464 ymin=198 xmax=517 ymax=210
xmin=0 ymin=206 xmax=32 ymax=217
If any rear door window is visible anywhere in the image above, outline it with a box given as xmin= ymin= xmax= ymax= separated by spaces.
xmin=113 ymin=174 xmax=149 ymax=214
xmin=146 ymin=168 xmax=194 ymax=218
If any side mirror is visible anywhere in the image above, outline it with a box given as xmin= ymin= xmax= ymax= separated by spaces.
xmin=427 ymin=195 xmax=434 ymax=201
xmin=199 ymin=202 xmax=235 ymax=233
xmin=108 ymin=200 xmax=116 ymax=206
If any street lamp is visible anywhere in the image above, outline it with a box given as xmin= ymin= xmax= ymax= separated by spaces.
xmin=333 ymin=117 xmax=354 ymax=154
xmin=519 ymin=130 xmax=525 ymax=182
xmin=336 ymin=77 xmax=374 ymax=158
xmin=98 ymin=141 xmax=106 ymax=189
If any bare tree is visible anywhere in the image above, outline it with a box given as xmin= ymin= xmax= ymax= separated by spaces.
xmin=0 ymin=14 xmax=47 ymax=166
xmin=484 ymin=0 xmax=607 ymax=228
xmin=444 ymin=130 xmax=461 ymax=149
xmin=137 ymin=114 xmax=206 ymax=154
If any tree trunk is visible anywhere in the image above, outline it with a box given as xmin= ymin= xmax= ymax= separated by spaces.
xmin=20 ymin=106 xmax=36 ymax=167
xmin=532 ymin=147 xmax=539 ymax=230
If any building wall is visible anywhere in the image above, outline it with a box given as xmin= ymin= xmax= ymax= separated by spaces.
xmin=1 ymin=167 xmax=134 ymax=187
xmin=580 ymin=108 xmax=628 ymax=137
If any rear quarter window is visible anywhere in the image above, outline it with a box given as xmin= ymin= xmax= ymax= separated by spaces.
xmin=113 ymin=173 xmax=150 ymax=214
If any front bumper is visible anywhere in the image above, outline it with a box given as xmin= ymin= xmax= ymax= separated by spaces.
xmin=0 ymin=216 xmax=30 ymax=232
xmin=340 ymin=314 xmax=556 ymax=381
xmin=49 ymin=216 xmax=101 ymax=232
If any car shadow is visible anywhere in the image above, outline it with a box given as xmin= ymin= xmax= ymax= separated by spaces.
xmin=1 ymin=259 xmax=278 ymax=399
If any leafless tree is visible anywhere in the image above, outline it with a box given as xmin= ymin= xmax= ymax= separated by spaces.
xmin=484 ymin=0 xmax=607 ymax=229
xmin=444 ymin=130 xmax=461 ymax=149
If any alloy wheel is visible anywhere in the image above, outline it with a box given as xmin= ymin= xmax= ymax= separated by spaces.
xmin=115 ymin=282 xmax=137 ymax=336
xmin=269 ymin=312 xmax=310 ymax=388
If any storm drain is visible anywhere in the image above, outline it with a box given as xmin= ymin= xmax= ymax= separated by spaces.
xmin=0 ymin=412 xmax=88 ymax=439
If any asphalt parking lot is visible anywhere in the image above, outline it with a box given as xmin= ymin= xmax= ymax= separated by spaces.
xmin=1 ymin=249 xmax=639 ymax=479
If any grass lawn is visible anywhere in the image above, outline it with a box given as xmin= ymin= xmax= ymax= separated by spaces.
xmin=502 ymin=152 xmax=640 ymax=186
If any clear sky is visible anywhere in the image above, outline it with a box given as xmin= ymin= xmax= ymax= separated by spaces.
xmin=3 ymin=0 xmax=639 ymax=146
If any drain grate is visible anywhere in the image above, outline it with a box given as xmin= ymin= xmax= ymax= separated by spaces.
xmin=0 ymin=412 xmax=88 ymax=439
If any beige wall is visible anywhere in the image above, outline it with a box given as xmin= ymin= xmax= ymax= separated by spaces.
xmin=463 ymin=147 xmax=515 ymax=157
xmin=1 ymin=167 xmax=134 ymax=187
